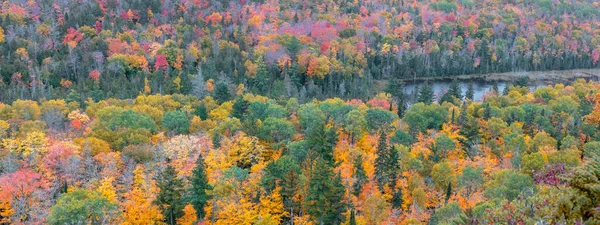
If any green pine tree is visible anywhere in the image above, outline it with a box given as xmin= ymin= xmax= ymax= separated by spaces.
xmin=465 ymin=82 xmax=475 ymax=100
xmin=188 ymin=155 xmax=212 ymax=219
xmin=305 ymin=158 xmax=346 ymax=225
xmin=155 ymin=165 xmax=185 ymax=225
xmin=448 ymin=79 xmax=462 ymax=99
xmin=445 ymin=182 xmax=452 ymax=204
xmin=349 ymin=209 xmax=357 ymax=225
xmin=387 ymin=145 xmax=400 ymax=189
xmin=231 ymin=95 xmax=249 ymax=119
xmin=307 ymin=122 xmax=336 ymax=165
xmin=374 ymin=129 xmax=389 ymax=191
xmin=418 ymin=82 xmax=434 ymax=104
xmin=392 ymin=188 xmax=403 ymax=209
xmin=213 ymin=82 xmax=231 ymax=103
xmin=351 ymin=155 xmax=367 ymax=196
xmin=195 ymin=103 xmax=208 ymax=120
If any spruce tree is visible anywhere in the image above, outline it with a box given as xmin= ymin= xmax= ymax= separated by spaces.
xmin=492 ymin=82 xmax=499 ymax=95
xmin=231 ymin=95 xmax=249 ymax=119
xmin=351 ymin=155 xmax=367 ymax=196
xmin=418 ymin=82 xmax=434 ymax=104
xmin=445 ymin=182 xmax=452 ymax=204
xmin=155 ymin=165 xmax=185 ymax=225
xmin=195 ymin=103 xmax=208 ymax=120
xmin=465 ymin=82 xmax=475 ymax=101
xmin=392 ymin=188 xmax=403 ymax=209
xmin=349 ymin=209 xmax=357 ymax=225
xmin=502 ymin=84 xmax=510 ymax=96
xmin=387 ymin=145 xmax=400 ymax=189
xmin=484 ymin=103 xmax=491 ymax=120
xmin=396 ymin=89 xmax=407 ymax=118
xmin=305 ymin=158 xmax=346 ymax=225
xmin=306 ymin=122 xmax=337 ymax=165
xmin=374 ymin=129 xmax=389 ymax=191
xmin=448 ymin=79 xmax=462 ymax=99
xmin=188 ymin=155 xmax=212 ymax=219
xmin=213 ymin=82 xmax=231 ymax=103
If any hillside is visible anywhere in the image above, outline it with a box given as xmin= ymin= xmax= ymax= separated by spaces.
xmin=2 ymin=0 xmax=600 ymax=102
xmin=1 ymin=0 xmax=600 ymax=224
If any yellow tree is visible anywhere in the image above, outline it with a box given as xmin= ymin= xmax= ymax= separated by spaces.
xmin=176 ymin=204 xmax=197 ymax=225
xmin=97 ymin=177 xmax=118 ymax=204
xmin=258 ymin=187 xmax=288 ymax=224
xmin=121 ymin=166 xmax=164 ymax=225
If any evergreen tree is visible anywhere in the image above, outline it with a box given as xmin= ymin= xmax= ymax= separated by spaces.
xmin=351 ymin=155 xmax=367 ymax=196
xmin=306 ymin=122 xmax=337 ymax=165
xmin=213 ymin=82 xmax=231 ymax=103
xmin=448 ymin=79 xmax=462 ymax=99
xmin=392 ymin=188 xmax=403 ymax=209
xmin=396 ymin=90 xmax=407 ymax=118
xmin=387 ymin=79 xmax=408 ymax=118
xmin=484 ymin=103 xmax=491 ymax=120
xmin=491 ymin=82 xmax=499 ymax=95
xmin=387 ymin=145 xmax=400 ymax=189
xmin=417 ymin=82 xmax=434 ymax=104
xmin=188 ymin=155 xmax=212 ymax=219
xmin=465 ymin=82 xmax=475 ymax=100
xmin=502 ymin=84 xmax=510 ymax=96
xmin=305 ymin=158 xmax=346 ymax=225
xmin=349 ymin=209 xmax=357 ymax=225
xmin=458 ymin=101 xmax=468 ymax=125
xmin=195 ymin=103 xmax=208 ymax=120
xmin=231 ymin=95 xmax=249 ymax=119
xmin=155 ymin=165 xmax=185 ymax=225
xmin=374 ymin=129 xmax=389 ymax=191
xmin=445 ymin=182 xmax=452 ymax=204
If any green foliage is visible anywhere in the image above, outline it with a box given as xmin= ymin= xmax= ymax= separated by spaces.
xmin=351 ymin=155 xmax=367 ymax=196
xmin=162 ymin=111 xmax=190 ymax=134
xmin=404 ymin=103 xmax=448 ymax=135
xmin=47 ymin=189 xmax=119 ymax=225
xmin=430 ymin=1 xmax=457 ymax=13
xmin=92 ymin=107 xmax=157 ymax=149
xmin=418 ymin=83 xmax=435 ymax=104
xmin=485 ymin=169 xmax=536 ymax=201
xmin=155 ymin=165 xmax=186 ymax=225
xmin=305 ymin=158 xmax=346 ymax=225
xmin=429 ymin=202 xmax=467 ymax=225
xmin=365 ymin=108 xmax=397 ymax=132
xmin=259 ymin=117 xmax=295 ymax=143
xmin=213 ymin=83 xmax=231 ymax=103
xmin=188 ymin=155 xmax=212 ymax=219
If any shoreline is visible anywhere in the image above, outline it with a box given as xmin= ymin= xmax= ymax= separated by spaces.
xmin=394 ymin=69 xmax=600 ymax=84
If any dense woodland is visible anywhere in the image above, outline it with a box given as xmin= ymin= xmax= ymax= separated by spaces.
xmin=2 ymin=0 xmax=600 ymax=102
xmin=3 ymin=0 xmax=600 ymax=224
xmin=0 ymin=78 xmax=599 ymax=224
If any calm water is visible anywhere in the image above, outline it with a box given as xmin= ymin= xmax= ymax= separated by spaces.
xmin=402 ymin=81 xmax=544 ymax=103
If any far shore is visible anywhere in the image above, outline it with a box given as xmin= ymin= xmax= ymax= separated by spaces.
xmin=394 ymin=69 xmax=600 ymax=84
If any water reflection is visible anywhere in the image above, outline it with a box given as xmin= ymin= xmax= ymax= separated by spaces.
xmin=403 ymin=81 xmax=543 ymax=103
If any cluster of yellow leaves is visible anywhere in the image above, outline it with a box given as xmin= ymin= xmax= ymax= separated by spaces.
xmin=97 ymin=177 xmax=117 ymax=204
xmin=209 ymin=102 xmax=233 ymax=120
xmin=176 ymin=204 xmax=197 ymax=225
xmin=1 ymin=131 xmax=47 ymax=157
xmin=0 ymin=120 xmax=9 ymax=138
xmin=122 ymin=166 xmax=163 ymax=225
xmin=68 ymin=110 xmax=91 ymax=124
xmin=307 ymin=56 xmax=331 ymax=79
xmin=0 ymin=200 xmax=13 ymax=224
xmin=15 ymin=48 xmax=28 ymax=60
xmin=107 ymin=54 xmax=149 ymax=70
xmin=0 ymin=26 xmax=4 ymax=43
xmin=74 ymin=137 xmax=111 ymax=156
